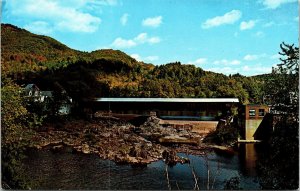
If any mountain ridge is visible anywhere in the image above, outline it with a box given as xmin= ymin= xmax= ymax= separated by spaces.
xmin=1 ymin=23 xmax=268 ymax=104
xmin=1 ymin=23 xmax=145 ymax=74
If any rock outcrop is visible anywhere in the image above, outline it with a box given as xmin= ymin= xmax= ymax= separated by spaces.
xmin=32 ymin=116 xmax=208 ymax=166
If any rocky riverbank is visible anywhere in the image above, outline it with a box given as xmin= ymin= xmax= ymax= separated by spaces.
xmin=31 ymin=116 xmax=225 ymax=166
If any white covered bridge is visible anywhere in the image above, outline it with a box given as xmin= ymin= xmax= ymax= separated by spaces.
xmin=84 ymin=97 xmax=240 ymax=134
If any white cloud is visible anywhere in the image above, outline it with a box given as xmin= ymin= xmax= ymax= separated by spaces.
xmin=206 ymin=67 xmax=239 ymax=75
xmin=71 ymin=0 xmax=118 ymax=10
xmin=96 ymin=46 xmax=111 ymax=50
xmin=213 ymin=59 xmax=241 ymax=65
xmin=111 ymin=38 xmax=136 ymax=48
xmin=263 ymin=21 xmax=275 ymax=27
xmin=134 ymin=33 xmax=148 ymax=43
xmin=231 ymin=60 xmax=241 ymax=65
xmin=240 ymin=20 xmax=256 ymax=30
xmin=201 ymin=10 xmax=242 ymax=29
xmin=244 ymin=53 xmax=266 ymax=61
xmin=24 ymin=21 xmax=53 ymax=34
xmin=6 ymin=0 xmax=102 ymax=33
xmin=111 ymin=33 xmax=161 ymax=49
xmin=130 ymin=54 xmax=159 ymax=62
xmin=145 ymin=56 xmax=159 ymax=61
xmin=148 ymin=37 xmax=161 ymax=44
xmin=131 ymin=54 xmax=142 ymax=61
xmin=142 ymin=16 xmax=162 ymax=28
xmin=254 ymin=31 xmax=265 ymax=38
xmin=260 ymin=0 xmax=297 ymax=9
xmin=91 ymin=0 xmax=118 ymax=6
xmin=242 ymin=65 xmax=272 ymax=74
xmin=134 ymin=33 xmax=161 ymax=44
xmin=270 ymin=54 xmax=281 ymax=60
xmin=206 ymin=64 xmax=272 ymax=76
xmin=244 ymin=54 xmax=258 ymax=61
xmin=187 ymin=58 xmax=207 ymax=65
xmin=243 ymin=65 xmax=250 ymax=71
xmin=120 ymin=13 xmax=129 ymax=26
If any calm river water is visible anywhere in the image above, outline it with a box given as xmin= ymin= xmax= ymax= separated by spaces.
xmin=23 ymin=144 xmax=263 ymax=190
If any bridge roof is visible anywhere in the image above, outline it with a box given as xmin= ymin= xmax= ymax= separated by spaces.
xmin=93 ymin=98 xmax=239 ymax=103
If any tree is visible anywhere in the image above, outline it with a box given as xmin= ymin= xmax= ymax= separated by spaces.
xmin=278 ymin=42 xmax=299 ymax=73
xmin=1 ymin=78 xmax=35 ymax=189
xmin=257 ymin=42 xmax=299 ymax=189
xmin=265 ymin=42 xmax=299 ymax=113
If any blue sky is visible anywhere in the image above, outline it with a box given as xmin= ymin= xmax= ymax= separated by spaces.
xmin=2 ymin=0 xmax=299 ymax=76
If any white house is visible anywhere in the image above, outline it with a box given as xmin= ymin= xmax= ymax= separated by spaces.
xmin=24 ymin=84 xmax=72 ymax=115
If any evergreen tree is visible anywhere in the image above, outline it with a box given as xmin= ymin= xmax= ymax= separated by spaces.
xmin=257 ymin=42 xmax=299 ymax=189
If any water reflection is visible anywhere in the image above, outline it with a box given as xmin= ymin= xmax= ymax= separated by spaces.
xmin=23 ymin=147 xmax=261 ymax=190
xmin=238 ymin=143 xmax=258 ymax=176
xmin=238 ymin=142 xmax=267 ymax=179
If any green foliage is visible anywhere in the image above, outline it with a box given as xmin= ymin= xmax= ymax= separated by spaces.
xmin=257 ymin=42 xmax=299 ymax=189
xmin=278 ymin=42 xmax=299 ymax=73
xmin=264 ymin=43 xmax=299 ymax=114
xmin=203 ymin=124 xmax=239 ymax=146
xmin=25 ymin=98 xmax=48 ymax=128
xmin=232 ymin=74 xmax=264 ymax=104
xmin=90 ymin=49 xmax=138 ymax=67
xmin=257 ymin=116 xmax=299 ymax=189
xmin=1 ymin=24 xmax=79 ymax=76
xmin=27 ymin=113 xmax=47 ymax=129
xmin=2 ymin=143 xmax=35 ymax=189
xmin=1 ymin=78 xmax=28 ymax=143
xmin=1 ymin=78 xmax=36 ymax=189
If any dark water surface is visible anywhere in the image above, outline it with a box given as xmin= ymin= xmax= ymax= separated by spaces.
xmin=23 ymin=144 xmax=261 ymax=190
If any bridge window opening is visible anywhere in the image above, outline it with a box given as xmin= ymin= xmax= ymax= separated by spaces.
xmin=249 ymin=109 xmax=256 ymax=116
xmin=259 ymin=109 xmax=265 ymax=116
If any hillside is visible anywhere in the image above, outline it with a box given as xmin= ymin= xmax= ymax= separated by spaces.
xmin=2 ymin=24 xmax=76 ymax=73
xmin=1 ymin=23 xmax=144 ymax=75
xmin=2 ymin=24 xmax=77 ymax=58
xmin=1 ymin=23 xmax=267 ymax=104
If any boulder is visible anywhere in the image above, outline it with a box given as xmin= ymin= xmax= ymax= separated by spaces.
xmin=82 ymin=144 xmax=90 ymax=154
xmin=126 ymin=156 xmax=139 ymax=164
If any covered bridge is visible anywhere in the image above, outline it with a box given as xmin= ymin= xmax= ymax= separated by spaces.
xmin=84 ymin=98 xmax=240 ymax=134
xmin=85 ymin=97 xmax=239 ymax=120
xmin=83 ymin=98 xmax=271 ymax=139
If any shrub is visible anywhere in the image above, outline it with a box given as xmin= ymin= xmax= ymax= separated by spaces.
xmin=203 ymin=124 xmax=238 ymax=146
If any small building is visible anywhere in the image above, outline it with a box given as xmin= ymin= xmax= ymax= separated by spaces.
xmin=24 ymin=84 xmax=43 ymax=102
xmin=239 ymin=104 xmax=271 ymax=141
xmin=245 ymin=104 xmax=270 ymax=120
xmin=24 ymin=84 xmax=40 ymax=96
xmin=23 ymin=84 xmax=72 ymax=115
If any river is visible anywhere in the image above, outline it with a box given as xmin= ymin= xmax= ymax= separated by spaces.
xmin=23 ymin=143 xmax=263 ymax=190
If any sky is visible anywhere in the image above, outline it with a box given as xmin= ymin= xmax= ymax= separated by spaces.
xmin=2 ymin=0 xmax=299 ymax=76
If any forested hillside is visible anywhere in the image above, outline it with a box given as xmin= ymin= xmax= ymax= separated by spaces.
xmin=1 ymin=23 xmax=266 ymax=104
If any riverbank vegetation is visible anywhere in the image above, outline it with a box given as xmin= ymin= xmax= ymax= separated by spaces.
xmin=203 ymin=123 xmax=239 ymax=146
xmin=1 ymin=78 xmax=36 ymax=189
xmin=256 ymin=42 xmax=299 ymax=190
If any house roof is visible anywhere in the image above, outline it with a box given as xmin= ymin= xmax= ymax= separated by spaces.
xmin=25 ymin=84 xmax=39 ymax=90
xmin=93 ymin=98 xmax=239 ymax=103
